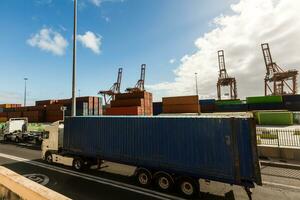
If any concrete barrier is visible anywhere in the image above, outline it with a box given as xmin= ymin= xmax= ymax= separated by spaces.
xmin=0 ymin=166 xmax=71 ymax=200
xmin=258 ymin=145 xmax=300 ymax=161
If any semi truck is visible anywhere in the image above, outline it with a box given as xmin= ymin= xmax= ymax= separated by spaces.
xmin=42 ymin=116 xmax=261 ymax=198
xmin=3 ymin=118 xmax=28 ymax=143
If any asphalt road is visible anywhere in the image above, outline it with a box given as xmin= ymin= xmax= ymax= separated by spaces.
xmin=1 ymin=143 xmax=300 ymax=200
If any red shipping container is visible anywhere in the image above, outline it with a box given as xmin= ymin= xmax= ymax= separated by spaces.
xmin=7 ymin=112 xmax=22 ymax=119
xmin=105 ymin=106 xmax=143 ymax=115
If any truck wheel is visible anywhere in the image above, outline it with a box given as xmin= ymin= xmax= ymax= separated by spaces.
xmin=45 ymin=152 xmax=53 ymax=164
xmin=154 ymin=172 xmax=174 ymax=192
xmin=178 ymin=177 xmax=199 ymax=198
xmin=73 ymin=158 xmax=84 ymax=171
xmin=15 ymin=137 xmax=20 ymax=143
xmin=136 ymin=168 xmax=152 ymax=187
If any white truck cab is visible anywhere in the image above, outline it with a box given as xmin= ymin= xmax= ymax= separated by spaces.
xmin=3 ymin=118 xmax=28 ymax=142
xmin=42 ymin=121 xmax=74 ymax=166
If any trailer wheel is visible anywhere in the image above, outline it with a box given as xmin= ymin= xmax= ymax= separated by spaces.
xmin=135 ymin=168 xmax=152 ymax=187
xmin=154 ymin=172 xmax=174 ymax=191
xmin=45 ymin=152 xmax=52 ymax=164
xmin=73 ymin=158 xmax=84 ymax=171
xmin=178 ymin=177 xmax=199 ymax=198
xmin=15 ymin=137 xmax=20 ymax=143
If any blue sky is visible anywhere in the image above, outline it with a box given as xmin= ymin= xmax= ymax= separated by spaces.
xmin=5 ymin=0 xmax=297 ymax=104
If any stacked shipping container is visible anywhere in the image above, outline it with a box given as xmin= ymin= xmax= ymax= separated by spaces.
xmin=0 ymin=96 xmax=102 ymax=123
xmin=199 ymin=99 xmax=216 ymax=113
xmin=283 ymin=95 xmax=300 ymax=111
xmin=247 ymin=96 xmax=284 ymax=110
xmin=105 ymin=91 xmax=153 ymax=116
xmin=162 ymin=95 xmax=200 ymax=114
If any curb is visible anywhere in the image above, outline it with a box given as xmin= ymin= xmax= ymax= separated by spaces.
xmin=260 ymin=160 xmax=300 ymax=170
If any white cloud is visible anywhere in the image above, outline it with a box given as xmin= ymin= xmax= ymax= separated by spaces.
xmin=90 ymin=0 xmax=101 ymax=7
xmin=147 ymin=0 xmax=300 ymax=100
xmin=27 ymin=28 xmax=68 ymax=56
xmin=89 ymin=0 xmax=124 ymax=7
xmin=78 ymin=31 xmax=102 ymax=54
xmin=169 ymin=59 xmax=176 ymax=64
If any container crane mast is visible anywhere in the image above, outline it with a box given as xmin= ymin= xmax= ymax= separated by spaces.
xmin=217 ymin=50 xmax=237 ymax=100
xmin=262 ymin=43 xmax=298 ymax=96
xmin=126 ymin=64 xmax=146 ymax=92
xmin=98 ymin=68 xmax=123 ymax=104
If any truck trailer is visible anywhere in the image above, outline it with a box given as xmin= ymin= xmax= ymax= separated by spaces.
xmin=42 ymin=116 xmax=261 ymax=198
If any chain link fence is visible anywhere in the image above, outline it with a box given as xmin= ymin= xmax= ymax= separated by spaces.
xmin=257 ymin=128 xmax=300 ymax=147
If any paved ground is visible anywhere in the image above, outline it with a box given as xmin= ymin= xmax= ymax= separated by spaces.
xmin=0 ymin=143 xmax=300 ymax=200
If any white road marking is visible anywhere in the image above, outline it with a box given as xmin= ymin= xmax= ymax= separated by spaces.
xmin=0 ymin=153 xmax=185 ymax=200
xmin=263 ymin=181 xmax=300 ymax=191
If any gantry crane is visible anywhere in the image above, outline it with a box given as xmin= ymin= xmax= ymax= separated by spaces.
xmin=98 ymin=68 xmax=123 ymax=104
xmin=262 ymin=43 xmax=298 ymax=96
xmin=217 ymin=50 xmax=237 ymax=100
xmin=126 ymin=64 xmax=146 ymax=92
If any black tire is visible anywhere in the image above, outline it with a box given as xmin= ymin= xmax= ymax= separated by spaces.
xmin=177 ymin=177 xmax=199 ymax=198
xmin=154 ymin=172 xmax=174 ymax=192
xmin=15 ymin=137 xmax=20 ymax=143
xmin=135 ymin=168 xmax=152 ymax=187
xmin=45 ymin=152 xmax=53 ymax=164
xmin=73 ymin=158 xmax=84 ymax=171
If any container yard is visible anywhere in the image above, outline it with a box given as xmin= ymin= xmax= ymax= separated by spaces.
xmin=1 ymin=0 xmax=300 ymax=200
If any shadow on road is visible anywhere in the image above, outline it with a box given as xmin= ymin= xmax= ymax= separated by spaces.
xmin=1 ymin=158 xmax=236 ymax=200
xmin=0 ymin=140 xmax=41 ymax=150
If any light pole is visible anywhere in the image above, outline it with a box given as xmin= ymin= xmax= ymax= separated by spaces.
xmin=195 ymin=73 xmax=199 ymax=96
xmin=24 ymin=78 xmax=28 ymax=107
xmin=71 ymin=0 xmax=77 ymax=117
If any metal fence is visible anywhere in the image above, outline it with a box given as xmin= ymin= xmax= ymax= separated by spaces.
xmin=256 ymin=128 xmax=300 ymax=147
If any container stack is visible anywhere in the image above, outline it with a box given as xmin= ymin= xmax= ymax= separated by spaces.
xmin=215 ymin=100 xmax=248 ymax=112
xmin=283 ymin=95 xmax=300 ymax=111
xmin=247 ymin=96 xmax=284 ymax=110
xmin=256 ymin=111 xmax=293 ymax=125
xmin=199 ymin=99 xmax=215 ymax=113
xmin=0 ymin=96 xmax=102 ymax=123
xmin=162 ymin=95 xmax=200 ymax=114
xmin=105 ymin=91 xmax=153 ymax=116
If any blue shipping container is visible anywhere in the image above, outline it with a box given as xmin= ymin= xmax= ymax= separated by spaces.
xmin=248 ymin=103 xmax=285 ymax=111
xmin=199 ymin=99 xmax=216 ymax=106
xmin=153 ymin=102 xmax=163 ymax=116
xmin=216 ymin=104 xmax=248 ymax=112
xmin=63 ymin=116 xmax=261 ymax=187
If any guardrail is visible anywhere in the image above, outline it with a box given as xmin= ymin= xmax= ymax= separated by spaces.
xmin=257 ymin=128 xmax=300 ymax=147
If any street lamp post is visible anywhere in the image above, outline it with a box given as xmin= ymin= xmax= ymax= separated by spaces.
xmin=71 ymin=0 xmax=77 ymax=117
xmin=24 ymin=78 xmax=28 ymax=107
xmin=195 ymin=73 xmax=199 ymax=96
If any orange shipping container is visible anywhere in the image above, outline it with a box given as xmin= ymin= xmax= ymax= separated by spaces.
xmin=111 ymin=99 xmax=144 ymax=107
xmin=0 ymin=117 xmax=7 ymax=122
xmin=163 ymin=104 xmax=200 ymax=114
xmin=163 ymin=95 xmax=199 ymax=106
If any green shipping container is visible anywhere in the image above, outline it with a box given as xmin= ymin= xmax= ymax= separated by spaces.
xmin=246 ymin=96 xmax=283 ymax=104
xmin=216 ymin=100 xmax=244 ymax=105
xmin=257 ymin=111 xmax=293 ymax=125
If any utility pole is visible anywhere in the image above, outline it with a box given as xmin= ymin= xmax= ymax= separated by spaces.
xmin=195 ymin=73 xmax=199 ymax=96
xmin=24 ymin=78 xmax=28 ymax=106
xmin=71 ymin=0 xmax=77 ymax=117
